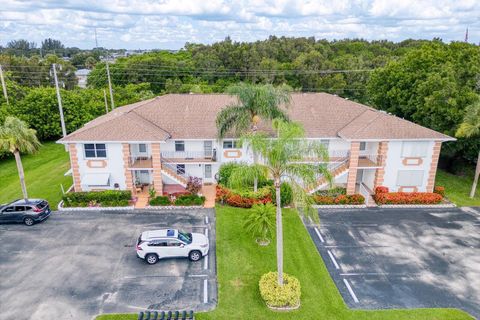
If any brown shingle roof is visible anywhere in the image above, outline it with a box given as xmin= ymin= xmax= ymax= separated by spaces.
xmin=58 ymin=93 xmax=453 ymax=142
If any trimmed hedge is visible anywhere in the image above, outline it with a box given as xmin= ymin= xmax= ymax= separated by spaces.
xmin=373 ymin=185 xmax=443 ymax=204
xmin=62 ymin=190 xmax=132 ymax=207
xmin=259 ymin=272 xmax=301 ymax=308
xmin=149 ymin=196 xmax=171 ymax=206
xmin=313 ymin=194 xmax=365 ymax=205
xmin=174 ymin=194 xmax=206 ymax=206
xmin=314 ymin=187 xmax=346 ymax=197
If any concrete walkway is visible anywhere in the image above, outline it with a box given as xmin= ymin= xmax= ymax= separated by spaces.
xmin=201 ymin=184 xmax=216 ymax=208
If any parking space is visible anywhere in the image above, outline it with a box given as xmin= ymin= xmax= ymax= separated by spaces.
xmin=0 ymin=209 xmax=217 ymax=320
xmin=306 ymin=207 xmax=480 ymax=318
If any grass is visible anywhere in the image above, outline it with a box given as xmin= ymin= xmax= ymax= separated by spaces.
xmin=436 ymin=169 xmax=480 ymax=207
xmin=96 ymin=206 xmax=473 ymax=320
xmin=0 ymin=142 xmax=72 ymax=207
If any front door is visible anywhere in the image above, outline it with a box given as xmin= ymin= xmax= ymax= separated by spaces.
xmin=204 ymin=164 xmax=212 ymax=182
xmin=204 ymin=141 xmax=213 ymax=158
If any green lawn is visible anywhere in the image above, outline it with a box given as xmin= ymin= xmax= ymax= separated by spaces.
xmin=0 ymin=142 xmax=72 ymax=207
xmin=97 ymin=206 xmax=473 ymax=320
xmin=436 ymin=169 xmax=480 ymax=207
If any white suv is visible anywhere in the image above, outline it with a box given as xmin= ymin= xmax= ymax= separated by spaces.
xmin=136 ymin=229 xmax=209 ymax=265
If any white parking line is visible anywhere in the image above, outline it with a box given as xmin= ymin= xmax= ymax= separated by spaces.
xmin=204 ymin=254 xmax=209 ymax=270
xmin=203 ymin=279 xmax=208 ymax=303
xmin=205 ymin=228 xmax=209 ymax=238
xmin=205 ymin=216 xmax=209 ymax=224
xmin=327 ymin=250 xmax=340 ymax=269
xmin=343 ymin=279 xmax=359 ymax=303
xmin=314 ymin=227 xmax=325 ymax=243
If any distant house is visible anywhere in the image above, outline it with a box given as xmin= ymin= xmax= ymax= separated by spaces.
xmin=75 ymin=69 xmax=91 ymax=88
xmin=57 ymin=93 xmax=453 ymax=199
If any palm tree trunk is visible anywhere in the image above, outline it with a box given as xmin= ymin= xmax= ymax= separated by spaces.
xmin=13 ymin=149 xmax=28 ymax=200
xmin=253 ymin=150 xmax=258 ymax=192
xmin=470 ymin=150 xmax=480 ymax=198
xmin=275 ymin=179 xmax=283 ymax=286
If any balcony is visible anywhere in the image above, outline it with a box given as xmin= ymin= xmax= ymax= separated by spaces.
xmin=357 ymin=154 xmax=383 ymax=168
xmin=161 ymin=150 xmax=216 ymax=163
xmin=129 ymin=156 xmax=153 ymax=168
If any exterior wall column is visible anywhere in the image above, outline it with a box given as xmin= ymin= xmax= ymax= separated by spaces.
xmin=122 ymin=143 xmax=135 ymax=194
xmin=374 ymin=141 xmax=389 ymax=188
xmin=346 ymin=142 xmax=360 ymax=195
xmin=68 ymin=144 xmax=82 ymax=192
xmin=426 ymin=141 xmax=442 ymax=192
xmin=151 ymin=143 xmax=163 ymax=196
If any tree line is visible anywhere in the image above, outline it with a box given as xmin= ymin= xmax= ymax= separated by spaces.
xmin=0 ymin=36 xmax=479 ymax=171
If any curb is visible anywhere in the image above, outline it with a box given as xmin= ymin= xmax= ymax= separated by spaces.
xmin=57 ymin=200 xmax=135 ymax=211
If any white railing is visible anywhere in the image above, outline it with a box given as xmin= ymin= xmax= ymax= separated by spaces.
xmin=161 ymin=159 xmax=189 ymax=180
xmin=161 ymin=150 xmax=215 ymax=160
xmin=359 ymin=182 xmax=371 ymax=206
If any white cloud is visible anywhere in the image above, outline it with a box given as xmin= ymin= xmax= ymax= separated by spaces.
xmin=0 ymin=0 xmax=478 ymax=49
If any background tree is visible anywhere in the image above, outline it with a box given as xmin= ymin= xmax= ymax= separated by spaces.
xmin=233 ymin=119 xmax=332 ymax=285
xmin=216 ymin=83 xmax=291 ymax=191
xmin=0 ymin=116 xmax=41 ymax=200
xmin=456 ymin=100 xmax=480 ymax=198
xmin=41 ymin=38 xmax=64 ymax=55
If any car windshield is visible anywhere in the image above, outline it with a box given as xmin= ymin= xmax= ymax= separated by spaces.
xmin=178 ymin=231 xmax=192 ymax=244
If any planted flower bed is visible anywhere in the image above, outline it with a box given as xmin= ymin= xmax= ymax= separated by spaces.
xmin=312 ymin=187 xmax=365 ymax=205
xmin=373 ymin=186 xmax=444 ymax=205
xmin=62 ymin=190 xmax=132 ymax=207
xmin=216 ymin=185 xmax=272 ymax=208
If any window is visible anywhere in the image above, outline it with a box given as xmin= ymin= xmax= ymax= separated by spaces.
xmin=401 ymin=141 xmax=429 ymax=158
xmin=223 ymin=140 xmax=238 ymax=149
xmin=175 ymin=141 xmax=185 ymax=152
xmin=14 ymin=206 xmax=25 ymax=212
xmin=148 ymin=240 xmax=168 ymax=247
xmin=176 ymin=164 xmax=185 ymax=175
xmin=138 ymin=144 xmax=147 ymax=153
xmin=396 ymin=170 xmax=424 ymax=186
xmin=359 ymin=142 xmax=366 ymax=151
xmin=167 ymin=240 xmax=183 ymax=247
xmin=3 ymin=206 xmax=15 ymax=213
xmin=84 ymin=144 xmax=107 ymax=158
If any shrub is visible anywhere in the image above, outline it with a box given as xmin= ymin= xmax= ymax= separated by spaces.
xmin=62 ymin=190 xmax=132 ymax=207
xmin=375 ymin=186 xmax=389 ymax=194
xmin=174 ymin=194 xmax=206 ymax=206
xmin=434 ymin=186 xmax=445 ymax=197
xmin=374 ymin=192 xmax=443 ymax=205
xmin=149 ymin=196 xmax=171 ymax=206
xmin=186 ymin=176 xmax=202 ymax=195
xmin=217 ymin=185 xmax=272 ymax=208
xmin=315 ymin=187 xmax=346 ymax=197
xmin=259 ymin=272 xmax=301 ymax=308
xmin=218 ymin=162 xmax=243 ymax=185
xmin=244 ymin=203 xmax=276 ymax=243
xmin=271 ymin=183 xmax=293 ymax=207
xmin=312 ymin=194 xmax=365 ymax=205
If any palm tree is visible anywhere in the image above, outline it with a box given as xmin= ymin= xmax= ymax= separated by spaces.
xmin=231 ymin=119 xmax=332 ymax=285
xmin=216 ymin=83 xmax=291 ymax=191
xmin=456 ymin=101 xmax=480 ymax=198
xmin=244 ymin=203 xmax=276 ymax=245
xmin=0 ymin=116 xmax=41 ymax=200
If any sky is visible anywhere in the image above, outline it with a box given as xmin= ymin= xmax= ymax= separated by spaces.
xmin=0 ymin=0 xmax=479 ymax=50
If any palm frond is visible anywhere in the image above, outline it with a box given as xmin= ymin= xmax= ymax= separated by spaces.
xmin=456 ymin=100 xmax=480 ymax=138
xmin=0 ymin=116 xmax=41 ymax=154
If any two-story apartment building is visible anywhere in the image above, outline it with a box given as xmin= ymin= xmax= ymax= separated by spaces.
xmin=57 ymin=93 xmax=453 ymax=199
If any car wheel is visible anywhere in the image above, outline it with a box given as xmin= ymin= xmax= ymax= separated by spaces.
xmin=145 ymin=253 xmax=158 ymax=265
xmin=189 ymin=250 xmax=202 ymax=261
xmin=24 ymin=217 xmax=35 ymax=226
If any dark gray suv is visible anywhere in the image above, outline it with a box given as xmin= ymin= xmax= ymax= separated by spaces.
xmin=0 ymin=199 xmax=51 ymax=226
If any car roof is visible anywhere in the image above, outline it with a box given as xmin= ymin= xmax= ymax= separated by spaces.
xmin=9 ymin=199 xmax=45 ymax=206
xmin=142 ymin=229 xmax=178 ymax=240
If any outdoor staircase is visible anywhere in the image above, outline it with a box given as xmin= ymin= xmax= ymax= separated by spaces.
xmin=161 ymin=160 xmax=188 ymax=187
xmin=307 ymin=158 xmax=350 ymax=194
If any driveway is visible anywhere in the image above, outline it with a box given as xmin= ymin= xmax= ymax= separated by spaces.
xmin=306 ymin=207 xmax=480 ymax=319
xmin=0 ymin=209 xmax=217 ymax=320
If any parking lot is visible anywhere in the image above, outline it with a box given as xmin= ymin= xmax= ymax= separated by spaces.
xmin=0 ymin=209 xmax=217 ymax=320
xmin=306 ymin=207 xmax=480 ymax=319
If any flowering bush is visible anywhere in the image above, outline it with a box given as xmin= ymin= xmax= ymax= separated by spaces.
xmin=374 ymin=192 xmax=443 ymax=205
xmin=313 ymin=194 xmax=365 ymax=205
xmin=216 ymin=185 xmax=272 ymax=208
xmin=434 ymin=186 xmax=445 ymax=197
xmin=259 ymin=272 xmax=301 ymax=308
xmin=186 ymin=176 xmax=202 ymax=195
xmin=375 ymin=186 xmax=389 ymax=194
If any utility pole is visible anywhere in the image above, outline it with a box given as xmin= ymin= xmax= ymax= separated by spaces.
xmin=0 ymin=65 xmax=9 ymax=105
xmin=94 ymin=28 xmax=98 ymax=48
xmin=103 ymin=89 xmax=109 ymax=113
xmin=52 ymin=63 xmax=67 ymax=138
xmin=105 ymin=61 xmax=115 ymax=110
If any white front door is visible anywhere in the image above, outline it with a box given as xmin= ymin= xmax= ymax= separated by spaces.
xmin=204 ymin=164 xmax=212 ymax=182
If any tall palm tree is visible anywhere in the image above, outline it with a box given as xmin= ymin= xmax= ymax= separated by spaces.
xmin=456 ymin=101 xmax=480 ymax=198
xmin=231 ymin=119 xmax=332 ymax=285
xmin=216 ymin=83 xmax=291 ymax=191
xmin=0 ymin=116 xmax=41 ymax=200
